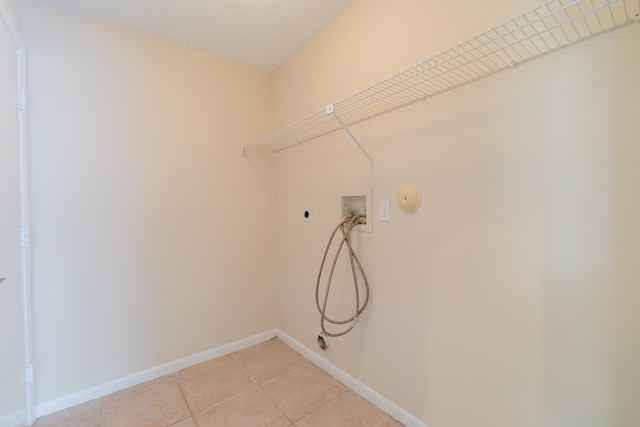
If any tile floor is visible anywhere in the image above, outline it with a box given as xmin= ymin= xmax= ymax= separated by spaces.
xmin=33 ymin=337 xmax=403 ymax=427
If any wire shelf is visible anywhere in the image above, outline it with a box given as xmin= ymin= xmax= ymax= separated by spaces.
xmin=242 ymin=0 xmax=640 ymax=156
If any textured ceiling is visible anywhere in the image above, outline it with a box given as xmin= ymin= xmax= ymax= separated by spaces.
xmin=44 ymin=0 xmax=357 ymax=72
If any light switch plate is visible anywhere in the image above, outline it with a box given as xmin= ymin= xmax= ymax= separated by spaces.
xmin=379 ymin=200 xmax=390 ymax=222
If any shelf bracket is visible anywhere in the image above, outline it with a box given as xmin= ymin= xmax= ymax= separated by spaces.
xmin=326 ymin=104 xmax=374 ymax=168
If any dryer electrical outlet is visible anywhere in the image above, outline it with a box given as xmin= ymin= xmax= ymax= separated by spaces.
xmin=340 ymin=189 xmax=372 ymax=232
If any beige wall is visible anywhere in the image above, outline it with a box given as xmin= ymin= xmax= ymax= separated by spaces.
xmin=272 ymin=1 xmax=640 ymax=426
xmin=23 ymin=0 xmax=275 ymax=404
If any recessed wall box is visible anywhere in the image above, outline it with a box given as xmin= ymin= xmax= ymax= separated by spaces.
xmin=340 ymin=189 xmax=372 ymax=232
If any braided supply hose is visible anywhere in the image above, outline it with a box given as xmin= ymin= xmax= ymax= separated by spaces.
xmin=316 ymin=215 xmax=370 ymax=348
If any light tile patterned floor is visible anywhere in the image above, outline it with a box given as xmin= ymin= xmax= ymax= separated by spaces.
xmin=33 ymin=338 xmax=403 ymax=426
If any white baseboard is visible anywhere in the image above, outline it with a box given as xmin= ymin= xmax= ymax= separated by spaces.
xmin=275 ymin=330 xmax=428 ymax=427
xmin=0 ymin=410 xmax=25 ymax=427
xmin=34 ymin=328 xmax=427 ymax=427
xmin=35 ymin=329 xmax=278 ymax=419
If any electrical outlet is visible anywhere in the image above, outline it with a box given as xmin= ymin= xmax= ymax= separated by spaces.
xmin=379 ymin=200 xmax=390 ymax=222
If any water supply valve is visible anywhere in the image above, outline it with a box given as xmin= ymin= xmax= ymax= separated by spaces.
xmin=317 ymin=333 xmax=328 ymax=350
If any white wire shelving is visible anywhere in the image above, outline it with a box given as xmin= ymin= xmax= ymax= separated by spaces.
xmin=241 ymin=0 xmax=640 ymax=165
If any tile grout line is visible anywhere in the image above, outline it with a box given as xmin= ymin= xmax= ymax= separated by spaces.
xmin=236 ymin=339 xmax=353 ymax=425
xmin=174 ymin=353 xmax=272 ymax=425
xmin=348 ymin=390 xmax=406 ymax=426
xmin=173 ymin=373 xmax=200 ymax=427
xmin=234 ymin=356 xmax=297 ymax=426
xmin=178 ymin=339 xmax=298 ymax=424
xmin=241 ymin=353 xmax=355 ymax=426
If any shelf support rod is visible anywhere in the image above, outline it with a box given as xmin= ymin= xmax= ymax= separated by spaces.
xmin=327 ymin=104 xmax=374 ymax=168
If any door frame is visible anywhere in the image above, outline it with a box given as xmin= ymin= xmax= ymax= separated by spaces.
xmin=0 ymin=3 xmax=35 ymax=426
